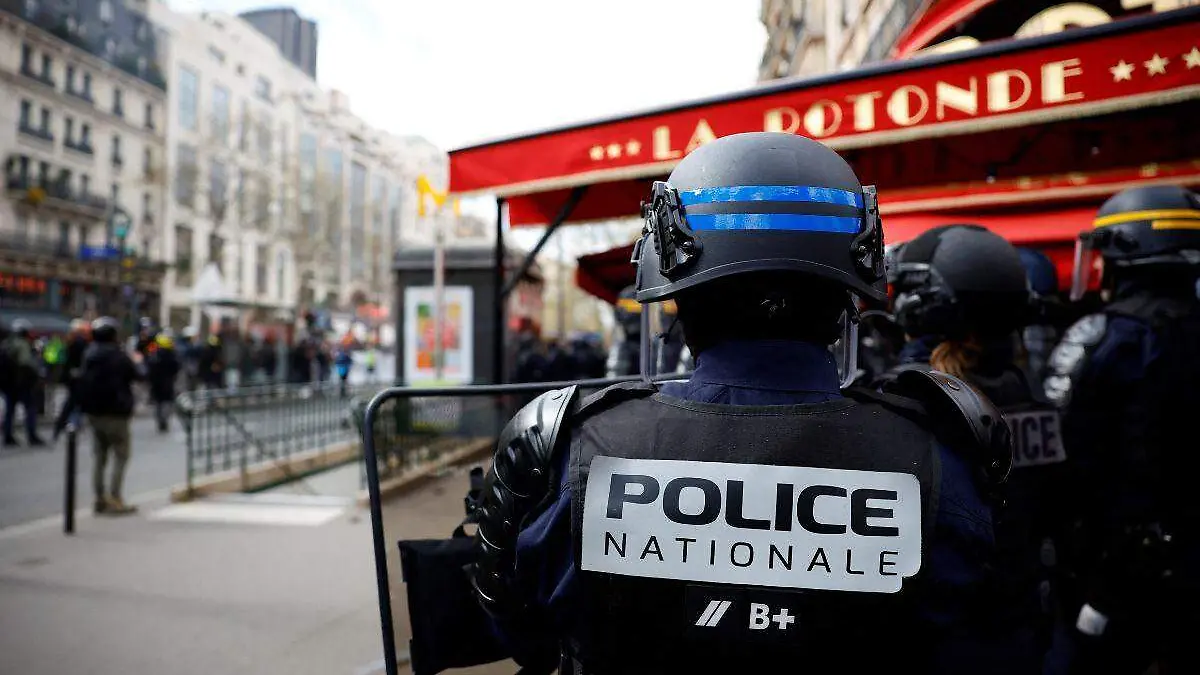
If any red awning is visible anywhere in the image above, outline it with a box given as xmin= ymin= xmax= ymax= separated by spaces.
xmin=451 ymin=8 xmax=1199 ymax=228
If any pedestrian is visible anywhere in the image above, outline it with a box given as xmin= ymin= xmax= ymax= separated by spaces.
xmin=2 ymin=318 xmax=46 ymax=447
xmin=1043 ymin=185 xmax=1200 ymax=674
xmin=334 ymin=343 xmax=353 ymax=397
xmin=177 ymin=326 xmax=201 ymax=391
xmin=259 ymin=334 xmax=278 ymax=384
xmin=364 ymin=343 xmax=377 ymax=380
xmin=885 ymin=224 xmax=1067 ymax=663
xmin=52 ymin=319 xmax=91 ymax=440
xmin=77 ymin=317 xmax=141 ymax=515
xmin=146 ymin=330 xmax=181 ymax=433
xmin=464 ymin=133 xmax=1024 ymax=673
xmin=198 ymin=334 xmax=224 ymax=389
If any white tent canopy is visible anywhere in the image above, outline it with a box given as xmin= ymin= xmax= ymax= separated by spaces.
xmin=189 ymin=262 xmax=240 ymax=322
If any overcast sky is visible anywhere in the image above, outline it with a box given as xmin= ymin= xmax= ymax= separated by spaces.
xmin=167 ymin=0 xmax=768 ymax=151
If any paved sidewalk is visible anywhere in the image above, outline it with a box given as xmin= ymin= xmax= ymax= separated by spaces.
xmin=0 ymin=492 xmax=385 ymax=675
xmin=0 ymin=458 xmax=517 ymax=675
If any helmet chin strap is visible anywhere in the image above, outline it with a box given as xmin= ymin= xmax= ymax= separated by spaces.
xmin=837 ymin=299 xmax=863 ymax=390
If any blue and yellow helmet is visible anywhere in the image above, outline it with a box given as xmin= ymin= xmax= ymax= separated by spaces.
xmin=633 ymin=132 xmax=886 ymax=303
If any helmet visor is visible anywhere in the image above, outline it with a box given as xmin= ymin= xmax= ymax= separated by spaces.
xmin=1070 ymin=234 xmax=1102 ymax=302
xmin=829 ymin=310 xmax=860 ymax=389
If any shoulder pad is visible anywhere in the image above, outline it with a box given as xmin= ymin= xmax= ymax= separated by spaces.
xmin=884 ymin=367 xmax=1013 ymax=493
xmin=1044 ymin=313 xmax=1107 ymax=406
xmin=576 ymin=379 xmax=658 ymax=420
xmin=473 ymin=386 xmax=579 ymax=615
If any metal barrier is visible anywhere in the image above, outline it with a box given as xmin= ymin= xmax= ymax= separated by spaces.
xmin=176 ymin=380 xmax=387 ymax=493
xmin=359 ymin=375 xmax=682 ymax=675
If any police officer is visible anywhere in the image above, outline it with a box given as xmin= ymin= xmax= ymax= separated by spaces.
xmin=1043 ymin=185 xmax=1200 ymax=674
xmin=885 ymin=224 xmax=1068 ymax=661
xmin=78 ymin=317 xmax=141 ymax=515
xmin=468 ymin=133 xmax=1025 ymax=674
xmin=608 ymin=286 xmax=643 ymax=377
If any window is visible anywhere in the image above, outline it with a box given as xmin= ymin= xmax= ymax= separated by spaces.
xmin=111 ymin=183 xmax=120 ymax=208
xmin=143 ymin=192 xmax=152 ymax=222
xmin=99 ymin=0 xmax=113 ymax=24
xmin=82 ymin=72 xmax=92 ymax=96
xmin=208 ymin=233 xmax=224 ymax=272
xmin=80 ymin=173 xmax=90 ymax=196
xmin=19 ymin=100 xmax=31 ymax=127
xmin=257 ymin=117 xmax=272 ymax=163
xmin=80 ymin=123 xmax=91 ymax=146
xmin=276 ymin=250 xmax=288 ymax=300
xmin=111 ymin=134 xmax=122 ymax=166
xmin=41 ymin=53 xmax=51 ymax=78
xmin=235 ymin=169 xmax=247 ymax=222
xmin=104 ymin=38 xmax=115 ymax=58
xmin=211 ymin=84 xmax=230 ymax=143
xmin=57 ymin=168 xmax=71 ymax=191
xmin=37 ymin=161 xmax=50 ymax=186
xmin=144 ymin=102 xmax=154 ymax=130
xmin=175 ymin=224 xmax=194 ymax=285
xmin=208 ymin=45 xmax=225 ymax=63
xmin=371 ymin=176 xmax=386 ymax=236
xmin=66 ymin=64 xmax=75 ymax=90
xmin=209 ymin=159 xmax=228 ymax=217
xmin=237 ymin=100 xmax=250 ymax=151
xmin=178 ymin=66 xmax=199 ymax=131
xmin=254 ymin=75 xmax=272 ymax=102
xmin=256 ymin=244 xmax=268 ymax=294
xmin=39 ymin=106 xmax=50 ymax=132
xmin=175 ymin=143 xmax=197 ymax=207
xmin=58 ymin=221 xmax=71 ymax=250
xmin=136 ymin=19 xmax=149 ymax=43
xmin=389 ymin=184 xmax=401 ymax=243
xmin=64 ymin=116 xmax=74 ymax=143
xmin=20 ymin=43 xmax=32 ymax=72
xmin=112 ymin=87 xmax=123 ymax=117
xmin=350 ymin=161 xmax=367 ymax=278
xmin=142 ymin=147 xmax=152 ymax=176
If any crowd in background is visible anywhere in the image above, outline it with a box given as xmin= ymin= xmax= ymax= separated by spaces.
xmin=0 ymin=314 xmax=384 ymax=448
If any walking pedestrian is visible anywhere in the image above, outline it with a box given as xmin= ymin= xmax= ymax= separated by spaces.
xmin=78 ymin=317 xmax=141 ymax=515
xmin=52 ymin=319 xmax=91 ymax=440
xmin=2 ymin=319 xmax=46 ymax=447
xmin=334 ymin=344 xmax=353 ymax=397
xmin=146 ymin=331 xmax=181 ymax=433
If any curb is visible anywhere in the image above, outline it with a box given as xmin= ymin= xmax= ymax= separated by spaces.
xmin=169 ymin=441 xmax=359 ymax=502
xmin=354 ymin=438 xmax=494 ymax=507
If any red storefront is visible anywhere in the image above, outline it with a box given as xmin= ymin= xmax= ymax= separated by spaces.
xmin=449 ymin=7 xmax=1199 ymax=374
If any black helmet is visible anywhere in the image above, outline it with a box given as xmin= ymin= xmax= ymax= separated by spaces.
xmin=91 ymin=316 xmax=120 ymax=343
xmin=633 ymin=132 xmax=885 ymax=303
xmin=1072 ymin=185 xmax=1200 ymax=298
xmin=892 ymin=224 xmax=1032 ymax=338
xmin=614 ymin=285 xmax=641 ymax=336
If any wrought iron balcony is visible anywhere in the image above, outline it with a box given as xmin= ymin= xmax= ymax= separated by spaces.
xmin=19 ymin=63 xmax=56 ymax=88
xmin=66 ymin=87 xmax=95 ymax=105
xmin=5 ymin=174 xmax=109 ymax=218
xmin=64 ymin=139 xmax=95 ymax=156
xmin=18 ymin=123 xmax=55 ymax=143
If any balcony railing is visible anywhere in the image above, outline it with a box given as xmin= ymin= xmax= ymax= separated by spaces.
xmin=19 ymin=64 xmax=56 ymax=88
xmin=18 ymin=123 xmax=55 ymax=143
xmin=5 ymin=174 xmax=110 ymax=216
xmin=64 ymin=139 xmax=95 ymax=156
xmin=66 ymin=87 xmax=95 ymax=105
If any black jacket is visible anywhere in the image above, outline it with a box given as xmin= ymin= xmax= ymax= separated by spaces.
xmin=79 ymin=343 xmax=139 ymax=417
xmin=147 ymin=347 xmax=181 ymax=401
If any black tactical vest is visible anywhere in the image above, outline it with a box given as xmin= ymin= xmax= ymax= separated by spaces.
xmin=970 ymin=368 xmax=1068 ymax=629
xmin=565 ymin=390 xmax=941 ymax=674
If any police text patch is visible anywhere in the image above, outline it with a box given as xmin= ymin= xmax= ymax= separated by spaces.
xmin=581 ymin=456 xmax=922 ymax=593
xmin=1006 ymin=410 xmax=1067 ymax=468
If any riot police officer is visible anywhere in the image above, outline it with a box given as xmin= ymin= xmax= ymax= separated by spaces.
xmin=468 ymin=133 xmax=1025 ymax=674
xmin=886 ymin=224 xmax=1068 ymax=660
xmin=1044 ymin=185 xmax=1200 ymax=674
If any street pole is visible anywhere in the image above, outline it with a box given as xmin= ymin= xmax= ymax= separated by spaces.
xmin=432 ymin=212 xmax=445 ymax=383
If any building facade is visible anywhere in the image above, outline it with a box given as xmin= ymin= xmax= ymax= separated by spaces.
xmin=759 ymin=0 xmax=1198 ymax=81
xmin=238 ymin=7 xmax=317 ymax=80
xmin=0 ymin=0 xmax=168 ymax=328
xmin=148 ymin=6 xmax=444 ymax=337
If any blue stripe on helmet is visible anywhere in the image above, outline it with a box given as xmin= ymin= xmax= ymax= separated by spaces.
xmin=679 ymin=185 xmax=863 ymax=208
xmin=685 ymin=213 xmax=862 ymax=234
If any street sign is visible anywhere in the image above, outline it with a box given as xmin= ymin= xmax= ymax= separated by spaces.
xmin=79 ymin=245 xmax=121 ymax=261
